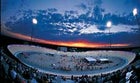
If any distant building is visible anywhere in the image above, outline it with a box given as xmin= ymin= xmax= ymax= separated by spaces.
xmin=57 ymin=47 xmax=67 ymax=52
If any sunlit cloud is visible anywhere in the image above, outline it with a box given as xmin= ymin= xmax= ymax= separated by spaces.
xmin=79 ymin=25 xmax=99 ymax=34
xmin=2 ymin=27 xmax=129 ymax=48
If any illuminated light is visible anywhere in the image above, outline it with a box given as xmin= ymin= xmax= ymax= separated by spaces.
xmin=32 ymin=18 xmax=38 ymax=24
xmin=106 ymin=21 xmax=112 ymax=28
xmin=133 ymin=8 xmax=138 ymax=16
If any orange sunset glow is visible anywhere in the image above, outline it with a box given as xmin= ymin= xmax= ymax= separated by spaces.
xmin=2 ymin=28 xmax=129 ymax=48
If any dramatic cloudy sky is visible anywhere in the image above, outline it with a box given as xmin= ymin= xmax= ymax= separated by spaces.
xmin=1 ymin=0 xmax=140 ymax=48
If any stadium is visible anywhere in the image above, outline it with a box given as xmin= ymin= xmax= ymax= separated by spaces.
xmin=1 ymin=0 xmax=140 ymax=83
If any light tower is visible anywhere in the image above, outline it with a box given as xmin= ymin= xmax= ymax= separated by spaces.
xmin=133 ymin=8 xmax=137 ymax=16
xmin=133 ymin=8 xmax=139 ymax=29
xmin=106 ymin=21 xmax=112 ymax=48
xmin=31 ymin=18 xmax=38 ymax=42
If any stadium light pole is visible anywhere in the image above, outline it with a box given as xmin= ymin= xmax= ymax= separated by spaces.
xmin=133 ymin=8 xmax=139 ymax=29
xmin=31 ymin=18 xmax=38 ymax=43
xmin=133 ymin=8 xmax=137 ymax=16
xmin=106 ymin=21 xmax=112 ymax=48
